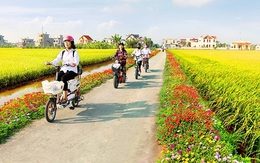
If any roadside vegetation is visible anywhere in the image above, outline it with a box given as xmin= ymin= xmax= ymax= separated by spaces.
xmin=156 ymin=50 xmax=258 ymax=162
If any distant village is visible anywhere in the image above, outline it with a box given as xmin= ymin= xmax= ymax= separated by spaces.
xmin=1 ymin=33 xmax=260 ymax=50
xmin=0 ymin=33 xmax=151 ymax=48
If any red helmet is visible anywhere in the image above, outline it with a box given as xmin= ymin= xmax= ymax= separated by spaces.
xmin=63 ymin=35 xmax=74 ymax=42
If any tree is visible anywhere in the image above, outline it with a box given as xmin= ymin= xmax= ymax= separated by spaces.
xmin=125 ymin=39 xmax=138 ymax=48
xmin=143 ymin=37 xmax=153 ymax=47
xmin=111 ymin=34 xmax=122 ymax=47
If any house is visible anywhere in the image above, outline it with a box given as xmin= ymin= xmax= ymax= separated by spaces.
xmin=126 ymin=34 xmax=144 ymax=43
xmin=255 ymin=45 xmax=260 ymax=50
xmin=79 ymin=35 xmax=93 ymax=44
xmin=35 ymin=33 xmax=54 ymax=47
xmin=163 ymin=39 xmax=179 ymax=48
xmin=179 ymin=35 xmax=217 ymax=49
xmin=202 ymin=35 xmax=217 ymax=48
xmin=53 ymin=35 xmax=63 ymax=47
xmin=103 ymin=37 xmax=113 ymax=44
xmin=231 ymin=41 xmax=251 ymax=50
xmin=126 ymin=34 xmax=139 ymax=40
xmin=18 ymin=38 xmax=35 ymax=47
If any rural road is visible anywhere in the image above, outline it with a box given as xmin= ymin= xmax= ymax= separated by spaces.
xmin=0 ymin=51 xmax=166 ymax=163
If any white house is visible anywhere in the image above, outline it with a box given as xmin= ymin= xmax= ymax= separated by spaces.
xmin=180 ymin=35 xmax=217 ymax=49
xmin=53 ymin=35 xmax=63 ymax=47
xmin=103 ymin=37 xmax=113 ymax=44
xmin=18 ymin=38 xmax=35 ymax=47
xmin=163 ymin=39 xmax=179 ymax=48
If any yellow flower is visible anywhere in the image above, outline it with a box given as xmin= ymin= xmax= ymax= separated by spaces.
xmin=216 ymin=145 xmax=221 ymax=148
xmin=185 ymin=154 xmax=189 ymax=157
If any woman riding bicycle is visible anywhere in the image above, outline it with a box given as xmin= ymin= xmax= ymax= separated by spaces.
xmin=131 ymin=42 xmax=143 ymax=75
xmin=142 ymin=42 xmax=151 ymax=70
xmin=45 ymin=35 xmax=80 ymax=103
xmin=113 ymin=42 xmax=128 ymax=76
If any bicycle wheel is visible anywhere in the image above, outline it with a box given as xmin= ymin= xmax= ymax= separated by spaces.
xmin=135 ymin=66 xmax=138 ymax=79
xmin=145 ymin=62 xmax=148 ymax=72
xmin=122 ymin=73 xmax=126 ymax=83
xmin=113 ymin=75 xmax=119 ymax=88
xmin=45 ymin=99 xmax=57 ymax=122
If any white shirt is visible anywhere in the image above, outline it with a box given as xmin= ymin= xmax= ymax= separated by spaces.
xmin=131 ymin=49 xmax=143 ymax=61
xmin=51 ymin=49 xmax=80 ymax=73
xmin=142 ymin=47 xmax=151 ymax=58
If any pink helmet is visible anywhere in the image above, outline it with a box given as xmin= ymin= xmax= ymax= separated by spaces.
xmin=63 ymin=35 xmax=74 ymax=42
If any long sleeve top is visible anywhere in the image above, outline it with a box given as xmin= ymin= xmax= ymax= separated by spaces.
xmin=51 ymin=49 xmax=79 ymax=74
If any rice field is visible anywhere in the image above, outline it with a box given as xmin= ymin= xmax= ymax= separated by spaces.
xmin=0 ymin=48 xmax=133 ymax=89
xmin=169 ymin=49 xmax=260 ymax=158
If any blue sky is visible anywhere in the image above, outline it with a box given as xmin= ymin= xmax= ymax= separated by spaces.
xmin=1 ymin=0 xmax=260 ymax=44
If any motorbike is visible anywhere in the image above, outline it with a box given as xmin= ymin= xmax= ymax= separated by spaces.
xmin=111 ymin=59 xmax=126 ymax=88
xmin=42 ymin=64 xmax=84 ymax=122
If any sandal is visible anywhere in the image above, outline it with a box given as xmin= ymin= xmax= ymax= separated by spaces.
xmin=60 ymin=98 xmax=68 ymax=104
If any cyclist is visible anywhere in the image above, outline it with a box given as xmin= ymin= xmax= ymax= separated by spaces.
xmin=131 ymin=42 xmax=143 ymax=75
xmin=113 ymin=42 xmax=128 ymax=77
xmin=45 ymin=35 xmax=80 ymax=103
xmin=142 ymin=42 xmax=151 ymax=70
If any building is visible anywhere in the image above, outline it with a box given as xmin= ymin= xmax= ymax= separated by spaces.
xmin=0 ymin=35 xmax=5 ymax=44
xmin=18 ymin=38 xmax=35 ymax=47
xmin=201 ymin=35 xmax=217 ymax=48
xmin=163 ymin=39 xmax=179 ymax=48
xmin=53 ymin=35 xmax=63 ymax=47
xmin=179 ymin=35 xmax=217 ymax=49
xmin=79 ymin=35 xmax=93 ymax=44
xmin=103 ymin=37 xmax=113 ymax=44
xmin=35 ymin=33 xmax=54 ymax=47
xmin=126 ymin=34 xmax=144 ymax=44
xmin=231 ymin=41 xmax=251 ymax=50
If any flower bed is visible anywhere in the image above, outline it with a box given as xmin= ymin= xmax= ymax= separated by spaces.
xmin=156 ymin=51 xmax=251 ymax=162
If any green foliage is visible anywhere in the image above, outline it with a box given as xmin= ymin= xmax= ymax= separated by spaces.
xmin=76 ymin=42 xmax=115 ymax=49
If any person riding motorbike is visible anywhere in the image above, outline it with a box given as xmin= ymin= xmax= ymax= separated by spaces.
xmin=113 ymin=42 xmax=128 ymax=76
xmin=131 ymin=42 xmax=143 ymax=75
xmin=45 ymin=35 xmax=80 ymax=104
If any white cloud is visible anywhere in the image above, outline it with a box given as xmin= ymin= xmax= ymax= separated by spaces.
xmin=101 ymin=4 xmax=133 ymax=13
xmin=172 ymin=0 xmax=214 ymax=7
xmin=122 ymin=0 xmax=142 ymax=2
xmin=97 ymin=20 xmax=121 ymax=32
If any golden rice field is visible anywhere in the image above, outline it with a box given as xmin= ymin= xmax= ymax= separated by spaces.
xmin=169 ymin=49 xmax=260 ymax=158
xmin=0 ymin=48 xmax=133 ymax=89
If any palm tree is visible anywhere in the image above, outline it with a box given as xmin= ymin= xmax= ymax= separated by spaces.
xmin=111 ymin=34 xmax=122 ymax=47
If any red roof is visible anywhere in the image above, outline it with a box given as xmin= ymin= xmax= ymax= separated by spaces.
xmin=81 ymin=35 xmax=93 ymax=41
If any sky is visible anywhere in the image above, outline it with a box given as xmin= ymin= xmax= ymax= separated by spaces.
xmin=1 ymin=0 xmax=260 ymax=45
